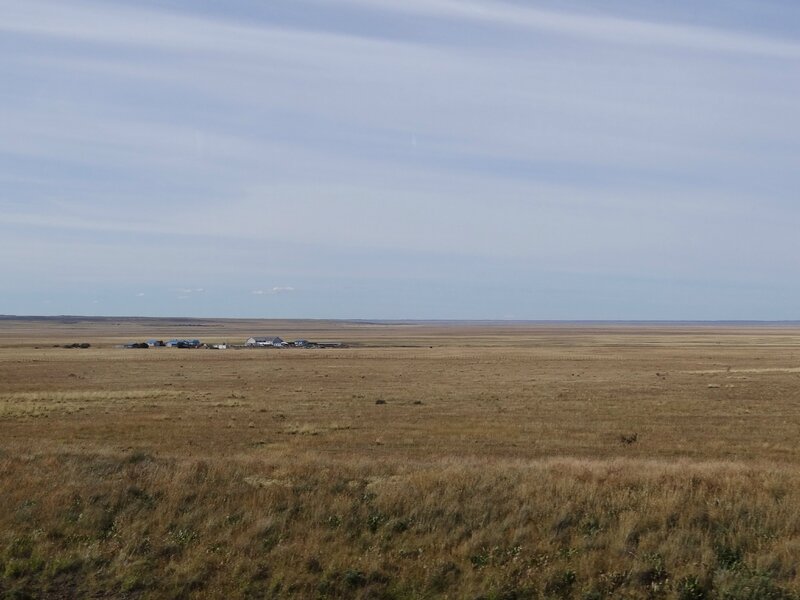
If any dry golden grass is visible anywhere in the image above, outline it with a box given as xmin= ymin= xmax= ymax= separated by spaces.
xmin=2 ymin=318 xmax=800 ymax=598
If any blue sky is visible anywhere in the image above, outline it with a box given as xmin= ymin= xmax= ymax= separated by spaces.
xmin=2 ymin=0 xmax=799 ymax=319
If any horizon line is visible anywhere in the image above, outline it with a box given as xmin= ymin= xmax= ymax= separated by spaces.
xmin=3 ymin=314 xmax=800 ymax=326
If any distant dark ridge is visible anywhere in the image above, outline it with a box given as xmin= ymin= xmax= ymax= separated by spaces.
xmin=0 ymin=315 xmax=357 ymax=325
xmin=349 ymin=319 xmax=800 ymax=326
xmin=0 ymin=315 xmax=221 ymax=324
xmin=2 ymin=316 xmax=800 ymax=327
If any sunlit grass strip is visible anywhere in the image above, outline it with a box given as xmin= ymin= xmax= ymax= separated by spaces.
xmin=0 ymin=390 xmax=182 ymax=417
xmin=0 ymin=390 xmax=180 ymax=403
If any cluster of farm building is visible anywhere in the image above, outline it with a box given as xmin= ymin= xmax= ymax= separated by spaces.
xmin=122 ymin=336 xmax=343 ymax=349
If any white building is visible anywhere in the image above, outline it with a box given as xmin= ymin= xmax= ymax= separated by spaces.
xmin=246 ymin=336 xmax=285 ymax=347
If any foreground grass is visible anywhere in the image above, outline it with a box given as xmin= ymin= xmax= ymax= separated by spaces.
xmin=2 ymin=450 xmax=799 ymax=599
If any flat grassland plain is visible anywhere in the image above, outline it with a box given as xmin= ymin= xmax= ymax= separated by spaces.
xmin=2 ymin=318 xmax=800 ymax=599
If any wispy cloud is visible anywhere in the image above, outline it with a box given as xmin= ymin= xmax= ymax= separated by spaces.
xmin=6 ymin=0 xmax=800 ymax=60
xmin=0 ymin=0 xmax=421 ymax=61
xmin=252 ymin=287 xmax=296 ymax=296
xmin=339 ymin=0 xmax=800 ymax=58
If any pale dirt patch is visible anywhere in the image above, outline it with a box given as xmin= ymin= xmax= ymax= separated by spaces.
xmin=243 ymin=476 xmax=293 ymax=489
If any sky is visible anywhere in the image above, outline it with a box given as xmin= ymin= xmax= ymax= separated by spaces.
xmin=2 ymin=0 xmax=800 ymax=319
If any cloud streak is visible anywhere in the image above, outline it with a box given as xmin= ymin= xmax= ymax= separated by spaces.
xmin=6 ymin=0 xmax=800 ymax=59
xmin=340 ymin=0 xmax=800 ymax=58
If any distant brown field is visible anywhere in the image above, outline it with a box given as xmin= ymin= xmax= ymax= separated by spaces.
xmin=2 ymin=318 xmax=800 ymax=598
